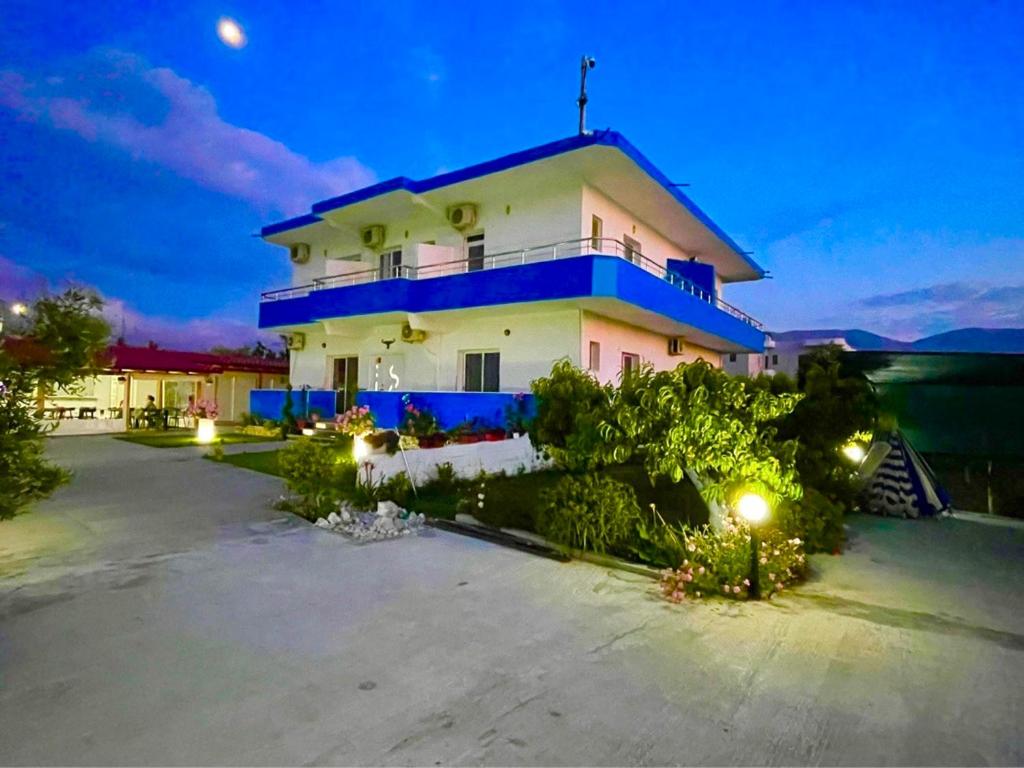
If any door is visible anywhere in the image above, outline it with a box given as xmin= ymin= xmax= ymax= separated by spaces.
xmin=332 ymin=356 xmax=359 ymax=413
xmin=467 ymin=233 xmax=485 ymax=272
xmin=378 ymin=249 xmax=402 ymax=279
xmin=623 ymin=235 xmax=642 ymax=266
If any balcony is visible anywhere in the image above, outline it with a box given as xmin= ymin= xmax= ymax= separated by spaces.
xmin=260 ymin=238 xmax=765 ymax=351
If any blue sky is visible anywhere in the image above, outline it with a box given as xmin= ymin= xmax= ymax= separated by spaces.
xmin=1 ymin=0 xmax=1021 ymax=348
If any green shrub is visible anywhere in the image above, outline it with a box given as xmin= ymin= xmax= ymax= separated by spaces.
xmin=659 ymin=520 xmax=807 ymax=601
xmin=537 ymin=474 xmax=642 ymax=554
xmin=379 ymin=471 xmax=413 ymax=508
xmin=529 ymin=360 xmax=611 ymax=471
xmin=278 ymin=438 xmax=352 ymax=520
xmin=776 ymin=486 xmax=844 ymax=553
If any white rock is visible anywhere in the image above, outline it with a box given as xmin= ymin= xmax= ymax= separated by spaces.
xmin=340 ymin=508 xmax=352 ymax=523
xmin=376 ymin=500 xmax=403 ymax=518
xmin=314 ymin=518 xmax=331 ymax=528
xmin=327 ymin=511 xmax=342 ymax=525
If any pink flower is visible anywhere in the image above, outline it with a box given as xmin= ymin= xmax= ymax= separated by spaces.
xmin=776 ymin=583 xmax=784 ymax=591
xmin=682 ymin=573 xmax=693 ymax=582
xmin=732 ymin=586 xmax=741 ymax=594
xmin=742 ymin=579 xmax=750 ymax=587
xmin=722 ymin=585 xmax=730 ymax=594
xmin=697 ymin=566 xmax=705 ymax=575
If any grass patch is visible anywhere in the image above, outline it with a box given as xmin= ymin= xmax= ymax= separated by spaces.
xmin=116 ymin=429 xmax=280 ymax=448
xmin=215 ymin=449 xmax=285 ymax=477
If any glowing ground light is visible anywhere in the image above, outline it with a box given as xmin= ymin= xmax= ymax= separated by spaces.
xmin=196 ymin=420 xmax=217 ymax=444
xmin=10 ymin=302 xmax=28 ymax=315
xmin=736 ymin=492 xmax=770 ymax=524
xmin=353 ymin=436 xmax=369 ymax=462
xmin=217 ymin=17 xmax=247 ymax=49
xmin=842 ymin=443 xmax=867 ymax=464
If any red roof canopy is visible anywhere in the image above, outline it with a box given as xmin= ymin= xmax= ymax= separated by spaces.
xmin=102 ymin=343 xmax=289 ymax=376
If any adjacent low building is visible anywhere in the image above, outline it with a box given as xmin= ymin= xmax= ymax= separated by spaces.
xmin=253 ymin=131 xmax=767 ymax=425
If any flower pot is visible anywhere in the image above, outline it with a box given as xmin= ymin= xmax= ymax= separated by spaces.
xmin=457 ymin=435 xmax=481 ymax=444
xmin=483 ymin=430 xmax=505 ymax=442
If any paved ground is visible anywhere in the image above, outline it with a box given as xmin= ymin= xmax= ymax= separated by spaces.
xmin=1 ymin=436 xmax=1022 ymax=766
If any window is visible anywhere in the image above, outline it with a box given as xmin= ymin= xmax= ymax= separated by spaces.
xmin=378 ymin=248 xmax=402 ymax=279
xmin=588 ymin=341 xmax=601 ymax=371
xmin=621 ymin=352 xmax=640 ymax=378
xmin=765 ymin=356 xmax=770 ymax=368
xmin=623 ymin=235 xmax=642 ymax=265
xmin=463 ymin=351 xmax=500 ymax=392
xmin=467 ymin=232 xmax=485 ymax=272
xmin=591 ymin=215 xmax=603 ymax=251
xmin=332 ymin=356 xmax=359 ymax=412
xmin=772 ymin=354 xmax=779 ymax=366
xmin=729 ymin=353 xmax=737 ymax=362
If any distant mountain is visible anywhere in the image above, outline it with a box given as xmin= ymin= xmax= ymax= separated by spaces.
xmin=912 ymin=328 xmax=1024 ymax=354
xmin=770 ymin=328 xmax=1024 ymax=354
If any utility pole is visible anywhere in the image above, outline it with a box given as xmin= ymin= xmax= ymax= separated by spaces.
xmin=577 ymin=56 xmax=596 ymax=135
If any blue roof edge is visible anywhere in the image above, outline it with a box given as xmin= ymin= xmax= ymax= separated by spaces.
xmin=261 ymin=130 xmax=763 ymax=276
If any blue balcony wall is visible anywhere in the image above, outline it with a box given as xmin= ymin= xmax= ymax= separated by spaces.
xmin=250 ymin=389 xmax=335 ymax=421
xmin=260 ymin=255 xmax=764 ymax=352
xmin=356 ymin=391 xmax=536 ymax=431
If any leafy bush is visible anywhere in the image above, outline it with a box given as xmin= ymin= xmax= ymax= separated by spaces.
xmin=529 ymin=360 xmax=611 ymax=471
xmin=776 ymin=486 xmax=844 ymax=554
xmin=536 ymin=474 xmax=642 ymax=554
xmin=427 ymin=462 xmax=458 ymax=495
xmin=379 ymin=471 xmax=414 ymax=508
xmin=278 ymin=438 xmax=352 ymax=519
xmin=1 ymin=289 xmax=110 ymax=520
xmin=659 ymin=520 xmax=807 ymax=601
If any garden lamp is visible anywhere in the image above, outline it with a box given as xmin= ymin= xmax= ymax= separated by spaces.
xmin=11 ymin=302 xmax=28 ymax=316
xmin=737 ymin=492 xmax=770 ymax=600
xmin=842 ymin=442 xmax=867 ymax=464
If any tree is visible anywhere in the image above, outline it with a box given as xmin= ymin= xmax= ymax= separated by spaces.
xmin=0 ymin=289 xmax=110 ymax=520
xmin=595 ymin=361 xmax=805 ymax=508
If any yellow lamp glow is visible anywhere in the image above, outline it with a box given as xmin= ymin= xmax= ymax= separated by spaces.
xmin=216 ymin=17 xmax=247 ymax=48
xmin=736 ymin=492 xmax=769 ymax=524
xmin=10 ymin=302 xmax=28 ymax=316
xmin=842 ymin=443 xmax=866 ymax=464
xmin=353 ymin=436 xmax=369 ymax=462
xmin=196 ymin=418 xmax=217 ymax=445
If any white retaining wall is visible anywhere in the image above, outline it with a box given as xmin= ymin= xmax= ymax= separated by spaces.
xmin=363 ymin=435 xmax=550 ymax=486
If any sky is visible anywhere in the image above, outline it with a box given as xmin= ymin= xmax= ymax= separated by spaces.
xmin=0 ymin=0 xmax=1021 ymax=349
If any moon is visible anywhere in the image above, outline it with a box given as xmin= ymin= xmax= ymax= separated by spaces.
xmin=217 ymin=17 xmax=247 ymax=49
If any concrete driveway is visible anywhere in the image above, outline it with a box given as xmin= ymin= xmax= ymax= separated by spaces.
xmin=1 ymin=436 xmax=1022 ymax=766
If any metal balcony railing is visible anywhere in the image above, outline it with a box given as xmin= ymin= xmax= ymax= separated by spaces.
xmin=260 ymin=237 xmax=763 ymax=329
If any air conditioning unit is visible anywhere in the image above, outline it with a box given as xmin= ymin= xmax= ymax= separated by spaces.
xmin=285 ymin=332 xmax=306 ymax=351
xmin=401 ymin=323 xmax=428 ymax=343
xmin=289 ymin=242 xmax=311 ymax=264
xmin=667 ymin=337 xmax=687 ymax=356
xmin=360 ymin=225 xmax=386 ymax=249
xmin=446 ymin=203 xmax=477 ymax=230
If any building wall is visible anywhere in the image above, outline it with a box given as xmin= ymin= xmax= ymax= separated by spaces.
xmin=288 ymin=181 xmax=583 ymax=287
xmin=580 ymin=185 xmax=725 ymax=297
xmin=289 ymin=308 xmax=582 ymax=394
xmin=580 ymin=312 xmax=722 ymax=385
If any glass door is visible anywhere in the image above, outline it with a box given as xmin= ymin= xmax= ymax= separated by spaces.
xmin=333 ymin=356 xmax=358 ymax=413
xmin=467 ymin=233 xmax=485 ymax=272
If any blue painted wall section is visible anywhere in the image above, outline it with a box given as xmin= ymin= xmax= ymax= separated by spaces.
xmin=250 ymin=389 xmax=336 ymax=421
xmin=260 ymin=255 xmax=765 ymax=352
xmin=356 ymin=391 xmax=536 ymax=431
xmin=667 ymin=259 xmax=716 ymax=299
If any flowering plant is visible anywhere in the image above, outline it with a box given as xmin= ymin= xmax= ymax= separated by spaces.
xmin=659 ymin=518 xmax=807 ymax=602
xmin=400 ymin=401 xmax=439 ymax=437
xmin=334 ymin=405 xmax=374 ymax=436
xmin=187 ymin=398 xmax=219 ymax=420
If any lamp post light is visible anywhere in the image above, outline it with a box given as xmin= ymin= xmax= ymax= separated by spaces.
xmin=736 ymin=492 xmax=770 ymax=600
xmin=842 ymin=442 xmax=866 ymax=464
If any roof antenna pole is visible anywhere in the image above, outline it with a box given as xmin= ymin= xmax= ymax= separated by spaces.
xmin=577 ymin=56 xmax=596 ymax=135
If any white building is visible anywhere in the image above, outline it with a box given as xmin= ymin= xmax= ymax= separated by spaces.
xmin=723 ymin=332 xmax=854 ymax=380
xmin=254 ymin=131 xmax=767 ymax=427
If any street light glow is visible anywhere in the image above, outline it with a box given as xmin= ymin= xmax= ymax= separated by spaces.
xmin=217 ymin=17 xmax=247 ymax=49
xmin=10 ymin=302 xmax=28 ymax=316
xmin=737 ymin=492 xmax=769 ymax=524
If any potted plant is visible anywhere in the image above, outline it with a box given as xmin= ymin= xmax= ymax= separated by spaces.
xmin=399 ymin=400 xmax=440 ymax=441
xmin=334 ymin=404 xmax=375 ymax=437
xmin=504 ymin=392 xmax=531 ymax=438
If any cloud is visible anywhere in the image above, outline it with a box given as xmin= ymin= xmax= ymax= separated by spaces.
xmin=848 ymin=281 xmax=1024 ymax=338
xmin=0 ymin=49 xmax=374 ymax=215
xmin=0 ymin=255 xmax=275 ymax=351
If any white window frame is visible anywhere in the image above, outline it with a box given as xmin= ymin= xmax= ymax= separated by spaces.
xmin=591 ymin=215 xmax=603 ymax=251
xmin=621 ymin=352 xmax=640 ymax=377
xmin=459 ymin=349 xmax=500 ymax=392
xmin=588 ymin=341 xmax=601 ymax=372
